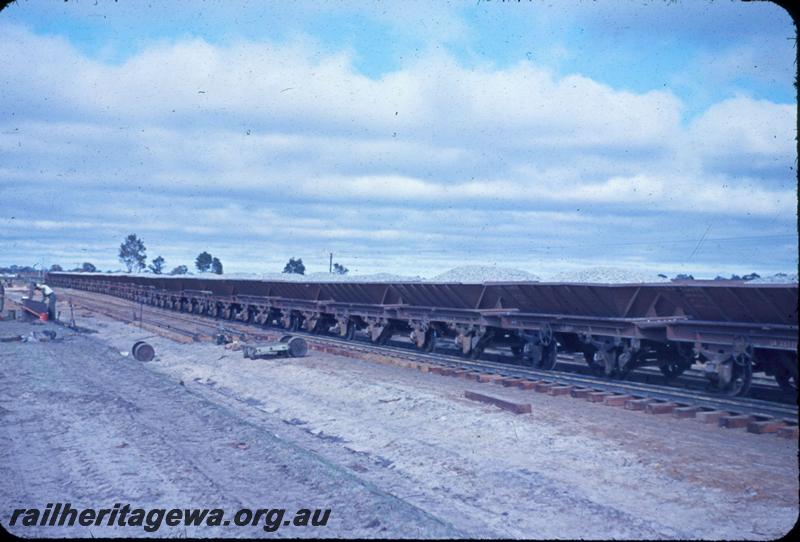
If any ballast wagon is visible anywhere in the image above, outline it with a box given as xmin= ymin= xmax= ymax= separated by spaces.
xmin=46 ymin=272 xmax=798 ymax=397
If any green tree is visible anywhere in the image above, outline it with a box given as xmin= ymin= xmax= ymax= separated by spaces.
xmin=81 ymin=262 xmax=97 ymax=272
xmin=195 ymin=251 xmax=213 ymax=272
xmin=118 ymin=234 xmax=147 ymax=272
xmin=283 ymin=257 xmax=305 ymax=275
xmin=170 ymin=265 xmax=188 ymax=275
xmin=332 ymin=262 xmax=348 ymax=275
xmin=149 ymin=256 xmax=165 ymax=274
xmin=49 ymin=264 xmax=63 ymax=272
xmin=211 ymin=257 xmax=223 ymax=275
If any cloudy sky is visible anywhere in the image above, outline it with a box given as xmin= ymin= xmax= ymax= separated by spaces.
xmin=0 ymin=0 xmax=796 ymax=277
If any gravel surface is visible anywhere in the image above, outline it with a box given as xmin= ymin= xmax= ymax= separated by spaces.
xmin=2 ymin=303 xmax=796 ymax=539
xmin=52 ymin=271 xmax=424 ymax=283
xmin=750 ymin=273 xmax=799 ymax=284
xmin=0 ymin=320 xmax=459 ymax=538
xmin=546 ymin=266 xmax=670 ymax=283
xmin=225 ymin=271 xmax=424 ymax=282
xmin=430 ymin=265 xmax=541 ymax=283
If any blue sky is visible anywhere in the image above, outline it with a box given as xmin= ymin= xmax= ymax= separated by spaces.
xmin=0 ymin=0 xmax=796 ymax=277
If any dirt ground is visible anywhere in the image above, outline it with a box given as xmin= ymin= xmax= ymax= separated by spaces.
xmin=1 ymin=302 xmax=797 ymax=539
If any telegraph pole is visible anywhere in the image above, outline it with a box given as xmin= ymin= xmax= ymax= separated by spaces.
xmin=329 ymin=252 xmax=333 ymax=273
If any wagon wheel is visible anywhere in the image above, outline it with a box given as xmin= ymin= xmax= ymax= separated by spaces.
xmin=344 ymin=319 xmax=356 ymax=341
xmin=378 ymin=327 xmax=393 ymax=345
xmin=586 ymin=348 xmax=617 ymax=377
xmin=581 ymin=347 xmax=604 ymax=374
xmin=310 ymin=318 xmax=327 ymax=334
xmin=422 ymin=329 xmax=437 ymax=352
xmin=616 ymin=350 xmax=642 ymax=380
xmin=582 ymin=351 xmax=599 ymax=372
xmin=468 ymin=336 xmax=487 ymax=359
xmin=539 ymin=342 xmax=558 ymax=370
xmin=601 ymin=350 xmax=618 ymax=378
xmin=538 ymin=324 xmax=553 ymax=347
xmin=280 ymin=314 xmax=299 ymax=331
xmin=719 ymin=353 xmax=753 ymax=397
xmin=468 ymin=329 xmax=495 ymax=360
xmin=773 ymin=353 xmax=797 ymax=395
xmin=469 ymin=337 xmax=493 ymax=359
xmin=374 ymin=325 xmax=393 ymax=345
xmin=774 ymin=368 xmax=797 ymax=395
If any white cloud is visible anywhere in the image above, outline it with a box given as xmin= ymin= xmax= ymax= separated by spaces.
xmin=688 ymin=96 xmax=795 ymax=160
xmin=1 ymin=25 xmax=684 ymax=147
xmin=0 ymin=23 xmax=796 ymax=274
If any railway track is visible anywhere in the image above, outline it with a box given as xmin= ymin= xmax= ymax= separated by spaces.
xmin=56 ymin=288 xmax=798 ymax=429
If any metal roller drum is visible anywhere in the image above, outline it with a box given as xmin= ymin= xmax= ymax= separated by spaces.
xmin=131 ymin=341 xmax=155 ymax=362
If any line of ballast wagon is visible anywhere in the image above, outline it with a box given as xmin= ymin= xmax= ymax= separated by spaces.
xmin=47 ymin=272 xmax=798 ymax=397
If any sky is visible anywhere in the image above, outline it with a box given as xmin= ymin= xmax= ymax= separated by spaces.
xmin=0 ymin=0 xmax=797 ymax=278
